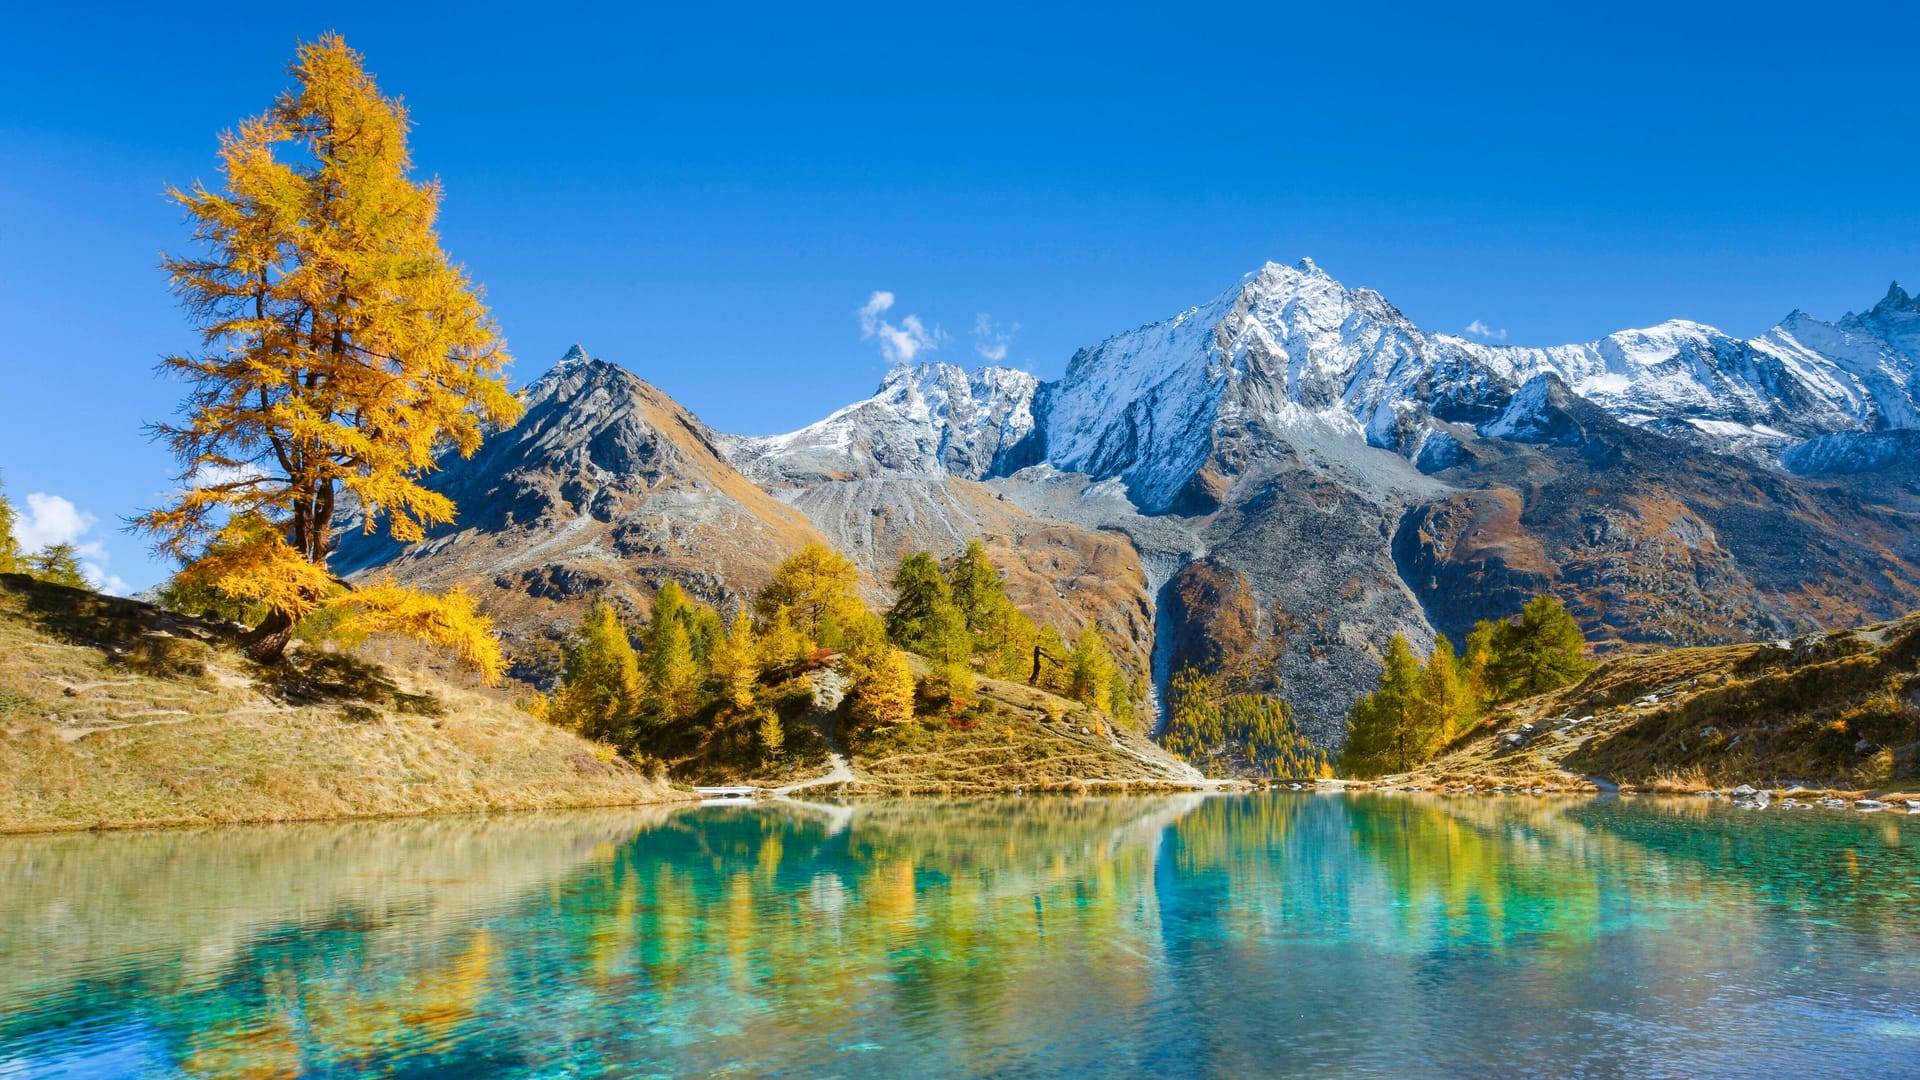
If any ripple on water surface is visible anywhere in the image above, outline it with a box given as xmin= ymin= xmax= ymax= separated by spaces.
xmin=1 ymin=794 xmax=1917 ymax=1078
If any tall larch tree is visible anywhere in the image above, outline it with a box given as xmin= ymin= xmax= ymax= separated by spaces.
xmin=1339 ymin=634 xmax=1425 ymax=777
xmin=850 ymin=644 xmax=916 ymax=728
xmin=756 ymin=544 xmax=863 ymax=642
xmin=552 ymin=600 xmax=644 ymax=744
xmin=946 ymin=540 xmax=1002 ymax=632
xmin=27 ymin=544 xmax=89 ymax=590
xmin=647 ymin=614 xmax=699 ymax=717
xmin=1412 ymin=635 xmax=1474 ymax=746
xmin=1482 ymin=595 xmax=1594 ymax=702
xmin=757 ymin=604 xmax=805 ymax=671
xmin=713 ymin=608 xmax=760 ymax=711
xmin=137 ymin=35 xmax=522 ymax=675
xmin=1066 ymin=625 xmax=1117 ymax=714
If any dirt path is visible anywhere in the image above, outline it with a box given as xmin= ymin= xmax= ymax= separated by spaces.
xmin=773 ymin=669 xmax=865 ymax=797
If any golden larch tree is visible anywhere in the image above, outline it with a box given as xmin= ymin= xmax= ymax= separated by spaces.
xmin=138 ymin=35 xmax=523 ymax=675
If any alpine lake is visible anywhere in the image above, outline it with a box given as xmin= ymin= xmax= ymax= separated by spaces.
xmin=2 ymin=792 xmax=1917 ymax=1078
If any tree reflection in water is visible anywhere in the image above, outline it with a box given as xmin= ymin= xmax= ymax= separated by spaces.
xmin=2 ymin=794 xmax=1916 ymax=1077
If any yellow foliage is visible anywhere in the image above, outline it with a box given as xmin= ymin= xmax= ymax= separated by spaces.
xmin=173 ymin=514 xmax=336 ymax=623
xmin=756 ymin=544 xmax=864 ymax=641
xmin=331 ymin=580 xmax=506 ymax=685
xmin=713 ymin=609 xmax=759 ymax=711
xmin=850 ymin=645 xmax=916 ymax=728
xmin=138 ymin=34 xmax=519 ymax=675
xmin=757 ymin=604 xmax=806 ymax=672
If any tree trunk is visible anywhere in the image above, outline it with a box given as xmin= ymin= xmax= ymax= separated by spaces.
xmin=245 ymin=608 xmax=298 ymax=664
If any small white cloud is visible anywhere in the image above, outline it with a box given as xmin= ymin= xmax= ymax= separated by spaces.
xmin=17 ymin=493 xmax=131 ymax=595
xmin=17 ymin=493 xmax=95 ymax=552
xmin=972 ymin=314 xmax=1019 ymax=364
xmin=859 ymin=290 xmax=944 ymax=364
xmin=1464 ymin=319 xmax=1508 ymax=341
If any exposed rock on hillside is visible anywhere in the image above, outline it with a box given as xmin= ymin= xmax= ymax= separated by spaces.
xmin=333 ymin=350 xmax=832 ymax=678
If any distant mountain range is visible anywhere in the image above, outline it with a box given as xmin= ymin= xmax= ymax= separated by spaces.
xmin=337 ymin=261 xmax=1920 ymax=749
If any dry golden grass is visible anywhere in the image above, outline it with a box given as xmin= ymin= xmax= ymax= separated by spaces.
xmin=845 ymin=664 xmax=1202 ymax=794
xmin=0 ymin=575 xmax=685 ymax=833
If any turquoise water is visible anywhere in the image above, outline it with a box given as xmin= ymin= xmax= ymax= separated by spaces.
xmin=2 ymin=794 xmax=1917 ymax=1078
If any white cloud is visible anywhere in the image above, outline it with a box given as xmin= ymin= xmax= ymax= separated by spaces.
xmin=1464 ymin=319 xmax=1508 ymax=341
xmin=17 ymin=492 xmax=131 ymax=595
xmin=972 ymin=314 xmax=1019 ymax=363
xmin=859 ymin=290 xmax=944 ymax=364
xmin=16 ymin=493 xmax=95 ymax=552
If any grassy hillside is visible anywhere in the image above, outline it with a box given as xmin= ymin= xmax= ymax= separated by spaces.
xmin=652 ymin=653 xmax=1206 ymax=794
xmin=0 ymin=575 xmax=683 ymax=833
xmin=844 ymin=660 xmax=1203 ymax=794
xmin=1399 ymin=611 xmax=1920 ymax=795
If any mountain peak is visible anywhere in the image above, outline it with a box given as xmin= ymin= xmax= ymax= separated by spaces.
xmin=877 ymin=360 xmax=965 ymax=392
xmin=1247 ymin=257 xmax=1334 ymax=285
xmin=1877 ymin=281 xmax=1914 ymax=314
xmin=557 ymin=343 xmax=592 ymax=366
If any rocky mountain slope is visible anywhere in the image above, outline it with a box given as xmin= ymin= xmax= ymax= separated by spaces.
xmin=333 ymin=350 xmax=832 ymax=680
xmin=339 ymin=263 xmax=1920 ymax=751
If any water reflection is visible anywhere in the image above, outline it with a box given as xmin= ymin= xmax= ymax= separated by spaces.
xmin=1 ymin=795 xmax=1916 ymax=1078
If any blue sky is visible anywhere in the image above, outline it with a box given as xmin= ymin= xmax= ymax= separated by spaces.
xmin=2 ymin=1 xmax=1916 ymax=591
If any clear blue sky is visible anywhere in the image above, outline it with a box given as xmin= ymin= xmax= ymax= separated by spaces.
xmin=2 ymin=1 xmax=1915 ymax=591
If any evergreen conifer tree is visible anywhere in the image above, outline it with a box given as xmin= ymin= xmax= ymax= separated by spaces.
xmin=26 ymin=544 xmax=89 ymax=590
xmin=947 ymin=539 xmax=1004 ymax=632
xmin=1483 ymin=595 xmax=1594 ymax=701
xmin=1339 ymin=634 xmax=1425 ymax=777
xmin=1107 ymin=667 xmax=1137 ymax=729
xmin=885 ymin=551 xmax=952 ymax=651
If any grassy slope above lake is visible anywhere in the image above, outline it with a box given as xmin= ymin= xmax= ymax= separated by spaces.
xmin=0 ymin=575 xmax=683 ymax=833
xmin=660 ymin=654 xmax=1206 ymax=795
xmin=1403 ymin=611 xmax=1920 ymax=795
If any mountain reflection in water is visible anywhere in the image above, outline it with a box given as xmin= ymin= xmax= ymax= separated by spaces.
xmin=1 ymin=794 xmax=1916 ymax=1078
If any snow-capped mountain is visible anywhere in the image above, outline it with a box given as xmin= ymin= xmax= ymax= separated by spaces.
xmin=724 ymin=362 xmax=1040 ymax=485
xmin=1035 ymin=259 xmax=1919 ymax=509
xmin=341 ymin=263 xmax=1920 ymax=754
xmin=733 ymin=261 xmax=1917 ymax=514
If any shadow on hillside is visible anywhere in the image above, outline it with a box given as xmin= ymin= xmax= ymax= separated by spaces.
xmin=263 ymin=651 xmax=444 ymax=718
xmin=2 ymin=573 xmax=442 ymax=716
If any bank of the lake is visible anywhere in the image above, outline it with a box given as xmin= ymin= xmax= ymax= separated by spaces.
xmin=0 ymin=575 xmax=684 ymax=833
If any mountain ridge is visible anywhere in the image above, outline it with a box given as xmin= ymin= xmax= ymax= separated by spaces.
xmin=338 ymin=261 xmax=1920 ymax=758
